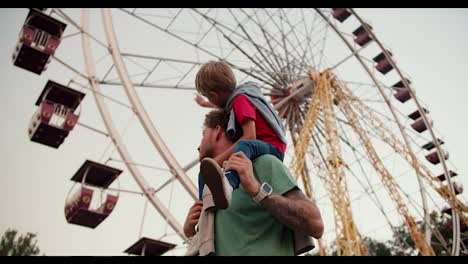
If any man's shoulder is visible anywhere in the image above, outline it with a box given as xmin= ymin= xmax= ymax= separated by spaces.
xmin=252 ymin=155 xmax=297 ymax=195
xmin=253 ymin=154 xmax=282 ymax=166
xmin=252 ymin=155 xmax=287 ymax=177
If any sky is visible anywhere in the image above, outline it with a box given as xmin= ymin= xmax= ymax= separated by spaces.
xmin=0 ymin=8 xmax=467 ymax=256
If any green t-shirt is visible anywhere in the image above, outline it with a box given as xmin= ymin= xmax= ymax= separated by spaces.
xmin=214 ymin=154 xmax=298 ymax=256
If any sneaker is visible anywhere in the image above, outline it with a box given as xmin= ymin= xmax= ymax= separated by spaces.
xmin=200 ymin=158 xmax=232 ymax=210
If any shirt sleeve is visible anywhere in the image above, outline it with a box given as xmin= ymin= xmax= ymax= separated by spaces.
xmin=232 ymin=95 xmax=256 ymax=126
xmin=253 ymin=155 xmax=298 ymax=196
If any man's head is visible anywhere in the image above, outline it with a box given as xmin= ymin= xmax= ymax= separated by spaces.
xmin=195 ymin=61 xmax=236 ymax=108
xmin=198 ymin=109 xmax=238 ymax=160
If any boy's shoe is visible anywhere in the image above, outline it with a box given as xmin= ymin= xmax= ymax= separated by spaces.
xmin=200 ymin=157 xmax=232 ymax=210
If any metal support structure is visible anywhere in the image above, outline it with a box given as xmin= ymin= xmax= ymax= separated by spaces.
xmin=101 ymin=9 xmax=197 ymax=200
xmin=81 ymin=9 xmax=186 ymax=240
xmin=350 ymin=9 xmax=461 ymax=255
xmin=316 ymin=8 xmax=459 ymax=255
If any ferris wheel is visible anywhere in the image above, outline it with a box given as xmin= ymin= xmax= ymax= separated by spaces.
xmin=11 ymin=8 xmax=467 ymax=256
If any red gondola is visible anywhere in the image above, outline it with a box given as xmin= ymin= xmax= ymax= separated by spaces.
xmin=436 ymin=170 xmax=457 ymax=182
xmin=373 ymin=50 xmax=393 ymax=74
xmin=352 ymin=23 xmax=373 ymax=46
xmin=28 ymin=81 xmax=84 ymax=148
xmin=65 ymin=160 xmax=122 ymax=229
xmin=425 ymin=149 xmax=449 ymax=165
xmin=410 ymin=117 xmax=432 ymax=133
xmin=124 ymin=237 xmax=176 ymax=256
xmin=332 ymin=8 xmax=351 ymax=23
xmin=12 ymin=8 xmax=66 ymax=74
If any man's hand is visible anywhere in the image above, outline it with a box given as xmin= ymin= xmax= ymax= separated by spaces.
xmin=194 ymin=94 xmax=216 ymax=108
xmin=183 ymin=201 xmax=203 ymax=238
xmin=223 ymin=151 xmax=260 ymax=196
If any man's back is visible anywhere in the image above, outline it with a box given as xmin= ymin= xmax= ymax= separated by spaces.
xmin=214 ymin=154 xmax=297 ymax=256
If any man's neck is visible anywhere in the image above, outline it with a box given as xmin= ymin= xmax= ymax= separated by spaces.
xmin=212 ymin=140 xmax=233 ymax=158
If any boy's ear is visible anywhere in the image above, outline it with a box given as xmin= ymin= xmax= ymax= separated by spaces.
xmin=209 ymin=91 xmax=218 ymax=101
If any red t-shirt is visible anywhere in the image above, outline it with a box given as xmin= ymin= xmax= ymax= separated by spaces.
xmin=232 ymin=95 xmax=286 ymax=153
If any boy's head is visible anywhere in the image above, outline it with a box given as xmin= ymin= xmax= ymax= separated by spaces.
xmin=195 ymin=61 xmax=236 ymax=107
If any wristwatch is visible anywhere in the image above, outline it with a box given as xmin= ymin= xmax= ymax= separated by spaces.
xmin=252 ymin=182 xmax=273 ymax=204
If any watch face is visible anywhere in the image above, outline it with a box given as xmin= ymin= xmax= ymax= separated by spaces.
xmin=262 ymin=183 xmax=272 ymax=193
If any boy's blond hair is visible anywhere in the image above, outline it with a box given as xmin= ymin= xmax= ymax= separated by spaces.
xmin=195 ymin=61 xmax=236 ymax=96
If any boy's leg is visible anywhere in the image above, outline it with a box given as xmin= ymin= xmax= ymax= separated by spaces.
xmin=198 ymin=172 xmax=204 ymax=201
xmin=200 ymin=158 xmax=232 ymax=210
xmin=225 ymin=140 xmax=284 ymax=189
xmin=199 ymin=140 xmax=283 ymax=210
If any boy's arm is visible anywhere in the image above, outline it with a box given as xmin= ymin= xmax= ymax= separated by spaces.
xmin=213 ymin=119 xmax=256 ymax=165
xmin=194 ymin=94 xmax=216 ymax=108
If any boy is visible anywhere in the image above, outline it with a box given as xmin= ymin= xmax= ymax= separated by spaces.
xmin=195 ymin=60 xmax=290 ymax=210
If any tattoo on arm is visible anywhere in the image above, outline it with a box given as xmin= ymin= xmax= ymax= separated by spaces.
xmin=260 ymin=190 xmax=315 ymax=233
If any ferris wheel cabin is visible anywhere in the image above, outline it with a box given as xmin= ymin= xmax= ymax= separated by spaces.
xmin=373 ymin=50 xmax=394 ymax=75
xmin=65 ymin=160 xmax=122 ymax=228
xmin=352 ymin=23 xmax=373 ymax=47
xmin=12 ymin=8 xmax=66 ymax=75
xmin=392 ymin=79 xmax=413 ymax=103
xmin=332 ymin=8 xmax=351 ymax=23
xmin=124 ymin=237 xmax=176 ymax=256
xmin=28 ymin=81 xmax=85 ymax=148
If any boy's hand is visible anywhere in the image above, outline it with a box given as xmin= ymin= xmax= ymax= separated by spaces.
xmin=183 ymin=201 xmax=203 ymax=238
xmin=194 ymin=94 xmax=216 ymax=108
xmin=308 ymin=69 xmax=320 ymax=82
xmin=223 ymin=151 xmax=260 ymax=196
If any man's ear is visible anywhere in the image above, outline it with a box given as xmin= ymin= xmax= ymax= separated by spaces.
xmin=214 ymin=125 xmax=223 ymax=140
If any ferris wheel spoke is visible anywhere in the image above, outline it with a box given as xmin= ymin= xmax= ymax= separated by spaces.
xmin=275 ymin=9 xmax=298 ymax=81
xmin=299 ymin=8 xmax=323 ymax=70
xmin=315 ymin=12 xmax=331 ymax=71
xmin=53 ymin=9 xmax=108 ymax=49
xmin=99 ymin=80 xmax=196 ymax=91
xmin=51 ymin=55 xmax=89 ymax=81
xmin=76 ymin=121 xmax=109 ymax=137
xmin=278 ymin=9 xmax=313 ymax=73
xmin=194 ymin=9 xmax=280 ymax=87
xmin=226 ymin=9 xmax=287 ymax=86
xmin=138 ymin=60 xmax=162 ymax=85
xmin=69 ymin=79 xmax=134 ymax=110
xmin=250 ymin=11 xmax=290 ymax=85
xmin=299 ymin=9 xmax=336 ymax=71
xmin=107 ymin=158 xmax=171 ymax=172
xmin=339 ymin=119 xmax=392 ymax=216
xmin=194 ymin=9 xmax=266 ymax=63
xmin=244 ymin=9 xmax=309 ymax=78
xmin=262 ymin=9 xmax=309 ymax=79
xmin=120 ymin=8 xmax=275 ymax=86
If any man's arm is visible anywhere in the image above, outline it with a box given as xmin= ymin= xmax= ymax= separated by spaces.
xmin=223 ymin=152 xmax=324 ymax=239
xmin=183 ymin=201 xmax=203 ymax=238
xmin=259 ymin=189 xmax=324 ymax=238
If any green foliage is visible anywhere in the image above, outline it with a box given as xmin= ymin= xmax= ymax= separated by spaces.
xmin=326 ymin=211 xmax=467 ymax=256
xmin=0 ymin=229 xmax=41 ymax=256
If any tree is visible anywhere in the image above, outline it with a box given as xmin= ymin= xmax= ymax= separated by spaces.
xmin=0 ymin=229 xmax=41 ymax=256
xmin=325 ymin=210 xmax=467 ymax=256
xmin=389 ymin=210 xmax=466 ymax=256
xmin=327 ymin=236 xmax=394 ymax=256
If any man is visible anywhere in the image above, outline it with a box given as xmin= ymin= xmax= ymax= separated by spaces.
xmin=184 ymin=109 xmax=324 ymax=256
